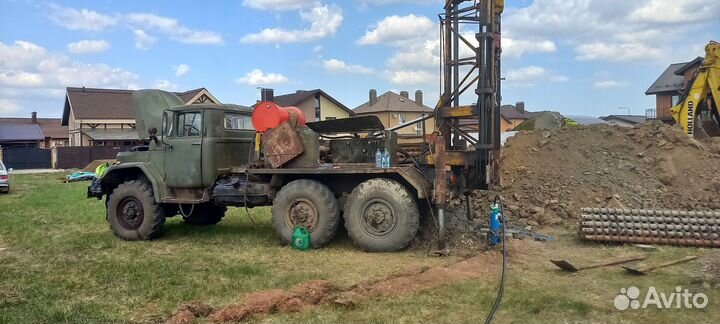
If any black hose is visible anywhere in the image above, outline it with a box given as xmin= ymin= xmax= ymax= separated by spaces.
xmin=485 ymin=195 xmax=507 ymax=324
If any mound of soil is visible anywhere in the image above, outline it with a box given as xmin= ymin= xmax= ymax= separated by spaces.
xmin=207 ymin=280 xmax=336 ymax=323
xmin=414 ymin=122 xmax=720 ymax=252
xmin=497 ymin=121 xmax=720 ymax=228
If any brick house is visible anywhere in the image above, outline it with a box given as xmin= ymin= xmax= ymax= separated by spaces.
xmin=645 ymin=57 xmax=703 ymax=121
xmin=61 ymin=87 xmax=219 ymax=146
xmin=353 ymin=90 xmax=434 ymax=136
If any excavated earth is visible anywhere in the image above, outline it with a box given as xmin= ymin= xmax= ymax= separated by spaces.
xmin=414 ymin=121 xmax=720 ymax=251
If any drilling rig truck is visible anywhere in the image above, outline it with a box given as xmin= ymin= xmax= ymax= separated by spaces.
xmin=88 ymin=0 xmax=506 ymax=252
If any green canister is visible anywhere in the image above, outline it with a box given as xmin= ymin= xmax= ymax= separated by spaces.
xmin=291 ymin=227 xmax=311 ymax=251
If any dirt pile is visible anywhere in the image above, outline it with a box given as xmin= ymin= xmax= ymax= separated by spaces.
xmin=207 ymin=280 xmax=336 ymax=323
xmin=495 ymin=121 xmax=720 ymax=228
xmin=165 ymin=301 xmax=213 ymax=324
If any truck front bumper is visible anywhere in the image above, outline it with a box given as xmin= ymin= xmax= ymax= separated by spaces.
xmin=87 ymin=181 xmax=104 ymax=199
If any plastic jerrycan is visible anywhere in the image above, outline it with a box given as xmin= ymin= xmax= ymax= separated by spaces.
xmin=291 ymin=227 xmax=311 ymax=251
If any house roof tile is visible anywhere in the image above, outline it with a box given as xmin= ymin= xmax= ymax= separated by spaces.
xmin=62 ymin=87 xmax=217 ymax=125
xmin=273 ymin=89 xmax=355 ymax=116
xmin=0 ymin=117 xmax=67 ymax=139
xmin=353 ymin=91 xmax=434 ymax=114
xmin=0 ymin=124 xmax=44 ymax=142
xmin=645 ymin=62 xmax=687 ymax=95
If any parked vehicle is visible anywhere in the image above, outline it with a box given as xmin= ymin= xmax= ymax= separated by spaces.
xmin=0 ymin=161 xmax=9 ymax=194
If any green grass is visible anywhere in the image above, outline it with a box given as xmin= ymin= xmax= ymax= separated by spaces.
xmin=0 ymin=174 xmax=718 ymax=324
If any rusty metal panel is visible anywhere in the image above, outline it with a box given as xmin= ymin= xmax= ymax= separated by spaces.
xmin=262 ymin=121 xmax=304 ymax=168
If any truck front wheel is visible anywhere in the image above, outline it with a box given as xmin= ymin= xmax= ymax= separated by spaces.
xmin=107 ymin=180 xmax=165 ymax=240
xmin=271 ymin=179 xmax=340 ymax=248
xmin=344 ymin=178 xmax=419 ymax=252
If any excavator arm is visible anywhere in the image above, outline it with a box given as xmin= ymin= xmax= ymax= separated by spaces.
xmin=671 ymin=41 xmax=720 ymax=137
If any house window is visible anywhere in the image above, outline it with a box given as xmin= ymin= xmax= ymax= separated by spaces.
xmin=398 ymin=113 xmax=406 ymax=123
xmin=224 ymin=113 xmax=254 ymax=130
xmin=415 ymin=121 xmax=423 ymax=135
xmin=325 ymin=117 xmax=336 ymax=121
xmin=177 ymin=112 xmax=202 ymax=137
xmin=314 ymin=94 xmax=321 ymax=122
xmin=671 ymin=95 xmax=681 ymax=106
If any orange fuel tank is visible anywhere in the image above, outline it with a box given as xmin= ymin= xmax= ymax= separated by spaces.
xmin=252 ymin=101 xmax=307 ymax=133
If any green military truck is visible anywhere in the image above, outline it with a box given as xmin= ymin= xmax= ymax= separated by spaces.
xmin=89 ymin=90 xmax=433 ymax=252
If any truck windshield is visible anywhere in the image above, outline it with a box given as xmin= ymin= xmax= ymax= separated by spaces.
xmin=225 ymin=113 xmax=253 ymax=130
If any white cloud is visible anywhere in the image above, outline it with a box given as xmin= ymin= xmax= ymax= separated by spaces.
xmin=593 ymin=80 xmax=628 ymax=88
xmin=0 ymin=40 xmax=139 ymax=90
xmin=133 ymin=30 xmax=157 ymax=50
xmin=630 ymin=0 xmax=720 ymax=24
xmin=242 ymin=0 xmax=318 ymax=10
xmin=0 ymin=71 xmax=44 ymax=87
xmin=575 ymin=42 xmax=663 ymax=62
xmin=47 ymin=3 xmax=118 ymax=31
xmin=313 ymin=45 xmax=323 ymax=53
xmin=323 ymin=59 xmax=374 ymax=74
xmin=152 ymin=79 xmax=179 ymax=91
xmin=387 ymin=40 xmax=440 ymax=69
xmin=505 ymin=66 xmax=568 ymax=87
xmin=503 ymin=0 xmax=719 ymax=64
xmin=174 ymin=64 xmax=191 ymax=77
xmin=357 ymin=14 xmax=434 ymax=45
xmin=47 ymin=4 xmax=223 ymax=49
xmin=236 ymin=69 xmax=289 ymax=85
xmin=0 ymin=98 xmax=21 ymax=114
xmin=126 ymin=13 xmax=223 ymax=45
xmin=388 ymin=70 xmax=436 ymax=86
xmin=503 ymin=37 xmax=556 ymax=59
xmin=0 ymin=41 xmax=48 ymax=69
xmin=67 ymin=40 xmax=110 ymax=54
xmin=241 ymin=4 xmax=343 ymax=44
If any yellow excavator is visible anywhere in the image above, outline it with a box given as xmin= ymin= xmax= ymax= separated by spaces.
xmin=671 ymin=40 xmax=720 ymax=138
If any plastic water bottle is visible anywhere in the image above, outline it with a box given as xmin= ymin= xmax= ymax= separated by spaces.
xmin=375 ymin=148 xmax=383 ymax=168
xmin=382 ymin=149 xmax=390 ymax=168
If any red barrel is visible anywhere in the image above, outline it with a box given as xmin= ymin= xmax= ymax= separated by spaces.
xmin=252 ymin=101 xmax=307 ymax=133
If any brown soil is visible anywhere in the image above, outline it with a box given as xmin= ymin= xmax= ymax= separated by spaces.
xmin=496 ymin=121 xmax=720 ymax=228
xmin=166 ymin=241 xmax=538 ymax=323
xmin=414 ymin=122 xmax=720 ymax=253
xmin=165 ymin=301 xmax=213 ymax=324
xmin=207 ymin=280 xmax=336 ymax=323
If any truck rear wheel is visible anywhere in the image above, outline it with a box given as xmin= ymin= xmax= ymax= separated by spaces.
xmin=271 ymin=179 xmax=340 ymax=248
xmin=107 ymin=180 xmax=165 ymax=240
xmin=182 ymin=203 xmax=226 ymax=225
xmin=344 ymin=178 xmax=419 ymax=252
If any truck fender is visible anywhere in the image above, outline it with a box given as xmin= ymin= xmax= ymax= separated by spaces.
xmin=98 ymin=163 xmax=166 ymax=202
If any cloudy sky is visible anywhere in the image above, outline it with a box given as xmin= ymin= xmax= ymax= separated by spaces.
xmin=0 ymin=0 xmax=718 ymax=118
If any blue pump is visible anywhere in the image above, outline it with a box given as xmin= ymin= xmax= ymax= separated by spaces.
xmin=489 ymin=203 xmax=503 ymax=245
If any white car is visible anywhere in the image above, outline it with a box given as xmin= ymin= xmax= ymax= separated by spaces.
xmin=0 ymin=161 xmax=9 ymax=194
